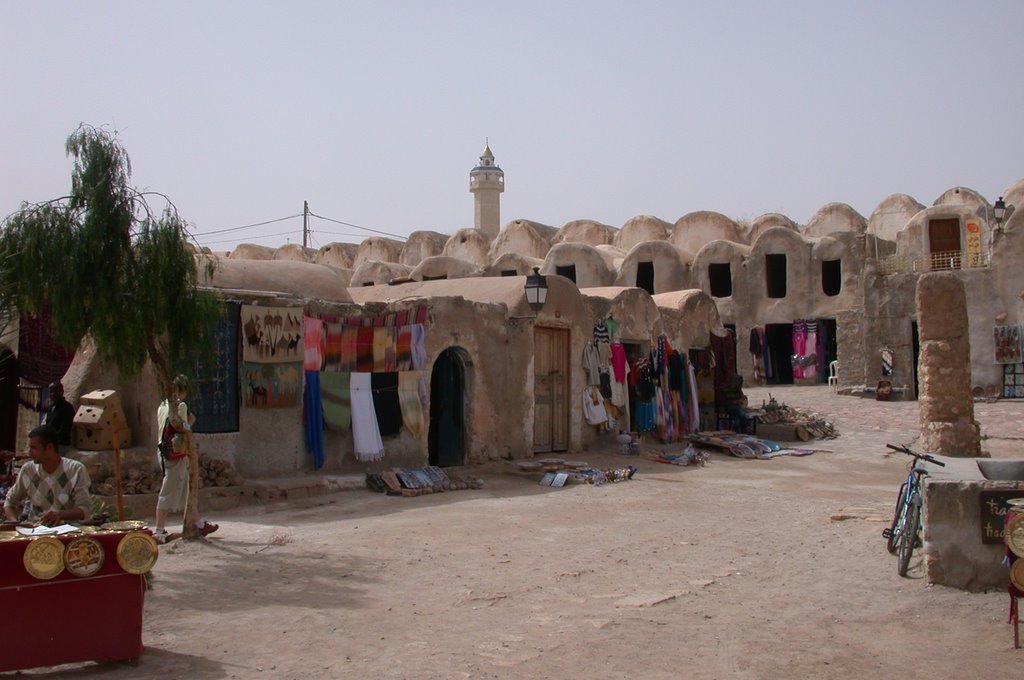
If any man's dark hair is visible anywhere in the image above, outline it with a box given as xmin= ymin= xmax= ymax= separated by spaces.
xmin=29 ymin=424 xmax=60 ymax=452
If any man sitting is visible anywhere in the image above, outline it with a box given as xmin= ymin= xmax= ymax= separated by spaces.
xmin=3 ymin=424 xmax=92 ymax=526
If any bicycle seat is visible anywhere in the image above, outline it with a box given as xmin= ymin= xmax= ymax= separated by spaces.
xmin=914 ymin=465 xmax=930 ymax=475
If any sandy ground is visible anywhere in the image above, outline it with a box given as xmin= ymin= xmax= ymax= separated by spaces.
xmin=9 ymin=386 xmax=1024 ymax=679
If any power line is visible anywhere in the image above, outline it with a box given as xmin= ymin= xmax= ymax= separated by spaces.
xmin=308 ymin=212 xmax=406 ymax=241
xmin=193 ymin=214 xmax=303 ymax=237
xmin=197 ymin=231 xmax=299 ymax=246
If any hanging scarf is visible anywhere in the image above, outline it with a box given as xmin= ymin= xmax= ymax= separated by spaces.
xmin=303 ymin=370 xmax=325 ymax=469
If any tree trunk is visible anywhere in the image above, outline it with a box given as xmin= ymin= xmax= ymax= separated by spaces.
xmin=182 ymin=430 xmax=201 ymax=539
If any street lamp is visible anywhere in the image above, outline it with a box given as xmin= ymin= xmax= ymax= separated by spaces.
xmin=994 ymin=196 xmax=1008 ymax=226
xmin=524 ymin=267 xmax=548 ymax=312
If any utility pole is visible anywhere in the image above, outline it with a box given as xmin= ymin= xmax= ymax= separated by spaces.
xmin=303 ymin=200 xmax=309 ymax=249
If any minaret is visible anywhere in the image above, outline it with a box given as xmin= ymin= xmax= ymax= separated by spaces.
xmin=469 ymin=143 xmax=504 ymax=239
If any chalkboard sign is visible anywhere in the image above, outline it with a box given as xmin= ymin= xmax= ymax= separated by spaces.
xmin=979 ymin=490 xmax=1024 ymax=544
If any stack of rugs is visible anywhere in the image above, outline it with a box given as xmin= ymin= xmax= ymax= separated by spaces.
xmin=365 ymin=466 xmax=483 ymax=496
xmin=689 ymin=431 xmax=815 ymax=459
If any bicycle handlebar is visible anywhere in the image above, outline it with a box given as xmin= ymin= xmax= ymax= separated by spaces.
xmin=886 ymin=443 xmax=947 ymax=467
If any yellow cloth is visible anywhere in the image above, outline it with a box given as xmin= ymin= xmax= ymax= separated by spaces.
xmin=398 ymin=372 xmax=425 ymax=437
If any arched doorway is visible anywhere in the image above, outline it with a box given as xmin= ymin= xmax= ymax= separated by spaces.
xmin=0 ymin=348 xmax=18 ymax=452
xmin=428 ymin=347 xmax=466 ymax=467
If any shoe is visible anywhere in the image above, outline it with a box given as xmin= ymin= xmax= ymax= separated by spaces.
xmin=198 ymin=522 xmax=219 ymax=536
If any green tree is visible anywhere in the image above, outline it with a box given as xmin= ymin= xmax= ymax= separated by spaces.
xmin=0 ymin=124 xmax=219 ymax=537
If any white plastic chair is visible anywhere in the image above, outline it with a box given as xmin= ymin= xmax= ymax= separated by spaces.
xmin=828 ymin=360 xmax=839 ymax=391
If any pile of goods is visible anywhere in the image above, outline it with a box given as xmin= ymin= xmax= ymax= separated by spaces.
xmin=642 ymin=444 xmax=709 ymax=467
xmin=2 ymin=520 xmax=159 ymax=580
xmin=516 ymin=458 xmax=636 ymax=486
xmin=365 ymin=466 xmax=483 ymax=497
xmin=91 ymin=457 xmax=243 ymax=496
xmin=689 ymin=431 xmax=815 ymax=459
xmin=756 ymin=394 xmax=839 ymax=440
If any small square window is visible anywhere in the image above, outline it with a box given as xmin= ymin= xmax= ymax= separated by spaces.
xmin=708 ymin=263 xmax=732 ymax=298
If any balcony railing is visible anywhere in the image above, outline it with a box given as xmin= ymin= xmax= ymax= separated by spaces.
xmin=876 ymin=249 xmax=989 ymax=276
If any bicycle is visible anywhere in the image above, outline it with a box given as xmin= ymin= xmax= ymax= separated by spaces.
xmin=881 ymin=443 xmax=946 ymax=577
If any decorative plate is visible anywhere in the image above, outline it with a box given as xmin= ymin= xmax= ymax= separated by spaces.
xmin=101 ymin=520 xmax=146 ymax=532
xmin=23 ymin=535 xmax=66 ymax=580
xmin=1011 ymin=559 xmax=1024 ymax=592
xmin=1007 ymin=513 xmax=1024 ymax=559
xmin=64 ymin=536 xmax=105 ymax=577
xmin=116 ymin=531 xmax=159 ymax=575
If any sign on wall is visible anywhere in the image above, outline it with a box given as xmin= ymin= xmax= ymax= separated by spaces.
xmin=964 ymin=219 xmax=983 ymax=267
xmin=994 ymin=323 xmax=1022 ymax=364
xmin=980 ymin=490 xmax=1024 ymax=544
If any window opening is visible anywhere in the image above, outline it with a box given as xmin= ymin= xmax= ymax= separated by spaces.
xmin=821 ymin=259 xmax=841 ymax=296
xmin=635 ymin=261 xmax=654 ymax=294
xmin=555 ymin=264 xmax=577 ymax=284
xmin=765 ymin=254 xmax=787 ymax=298
xmin=708 ymin=262 xmax=732 ymax=297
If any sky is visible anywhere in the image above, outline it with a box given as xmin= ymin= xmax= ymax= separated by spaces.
xmin=2 ymin=1 xmax=1022 ymax=251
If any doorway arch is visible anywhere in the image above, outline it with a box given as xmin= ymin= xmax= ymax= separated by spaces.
xmin=428 ymin=347 xmax=468 ymax=467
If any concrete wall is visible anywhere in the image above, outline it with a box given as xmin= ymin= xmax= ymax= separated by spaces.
xmin=542 ymin=243 xmax=616 ymax=288
xmin=614 ymin=215 xmax=672 ymax=252
xmin=442 ymin=228 xmax=491 ymax=266
xmin=489 ymin=219 xmax=556 ymax=262
xmin=924 ymin=474 xmax=1024 ymax=592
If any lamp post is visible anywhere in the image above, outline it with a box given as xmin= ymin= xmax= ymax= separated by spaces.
xmin=524 ymin=266 xmax=548 ymax=313
xmin=994 ymin=196 xmax=1008 ymax=226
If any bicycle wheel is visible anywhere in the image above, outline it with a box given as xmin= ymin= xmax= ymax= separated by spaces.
xmin=897 ymin=499 xmax=920 ymax=577
xmin=886 ymin=482 xmax=908 ymax=554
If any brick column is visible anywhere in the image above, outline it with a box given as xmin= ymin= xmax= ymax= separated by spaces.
xmin=915 ymin=273 xmax=981 ymax=456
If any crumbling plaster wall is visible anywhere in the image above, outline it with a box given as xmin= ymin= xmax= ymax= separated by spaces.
xmin=399 ymin=231 xmax=448 ymax=267
xmin=541 ymin=243 xmax=616 ymax=288
xmin=353 ymin=237 xmax=404 ymax=268
xmin=488 ymin=219 xmax=556 ymax=262
xmin=614 ymin=241 xmax=692 ymax=293
xmin=552 ymin=219 xmax=617 ymax=247
xmin=442 ymin=228 xmax=491 ymax=266
xmin=671 ymin=211 xmax=743 ymax=252
xmin=614 ymin=215 xmax=672 ymax=251
xmin=896 ymin=204 xmax=995 ymax=259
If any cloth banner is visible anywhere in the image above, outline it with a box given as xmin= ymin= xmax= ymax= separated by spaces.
xmin=350 ymin=373 xmax=384 ymax=461
xmin=304 ymin=370 xmax=324 ymax=469
xmin=241 ymin=305 xmax=304 ymax=363
xmin=242 ymin=362 xmax=302 ymax=408
xmin=320 ymin=372 xmax=351 ymax=430
xmin=398 ymin=372 xmax=425 ymax=436
xmin=191 ymin=302 xmax=240 ymax=433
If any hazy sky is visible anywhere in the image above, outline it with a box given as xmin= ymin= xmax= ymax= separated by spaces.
xmin=2 ymin=1 xmax=1022 ymax=251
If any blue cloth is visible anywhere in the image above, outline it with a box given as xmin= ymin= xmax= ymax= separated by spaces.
xmin=304 ymin=370 xmax=325 ymax=469
xmin=191 ymin=302 xmax=240 ymax=433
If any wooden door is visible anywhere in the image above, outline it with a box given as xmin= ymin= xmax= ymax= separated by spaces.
xmin=928 ymin=219 xmax=961 ymax=269
xmin=533 ymin=327 xmax=569 ymax=453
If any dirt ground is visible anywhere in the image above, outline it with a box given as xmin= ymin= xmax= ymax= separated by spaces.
xmin=10 ymin=386 xmax=1024 ymax=679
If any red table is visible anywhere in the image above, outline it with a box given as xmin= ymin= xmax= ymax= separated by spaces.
xmin=0 ymin=531 xmax=146 ymax=672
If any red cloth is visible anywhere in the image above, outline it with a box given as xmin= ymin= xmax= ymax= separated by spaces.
xmin=0 ymin=531 xmax=145 ymax=672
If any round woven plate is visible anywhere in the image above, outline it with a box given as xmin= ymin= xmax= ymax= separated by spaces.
xmin=101 ymin=520 xmax=146 ymax=532
xmin=1011 ymin=559 xmax=1024 ymax=592
xmin=64 ymin=536 xmax=105 ymax=577
xmin=116 ymin=531 xmax=159 ymax=575
xmin=1007 ymin=513 xmax=1024 ymax=559
xmin=23 ymin=535 xmax=66 ymax=580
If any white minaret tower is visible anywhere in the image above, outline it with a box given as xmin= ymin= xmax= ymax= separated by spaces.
xmin=469 ymin=142 xmax=504 ymax=239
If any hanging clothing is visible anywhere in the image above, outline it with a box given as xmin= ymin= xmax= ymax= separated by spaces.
xmin=320 ymin=371 xmax=351 ymax=430
xmin=610 ymin=342 xmax=627 ymax=383
xmin=686 ymin=360 xmax=700 ymax=431
xmin=371 ymin=372 xmax=402 ymax=437
xmin=609 ymin=361 xmax=629 ymax=407
xmin=356 ymin=327 xmax=375 ymax=373
xmin=396 ymin=325 xmax=413 ymax=371
xmin=372 ymin=327 xmax=390 ymax=372
xmin=582 ymin=387 xmax=609 ymax=426
xmin=749 ymin=328 xmax=763 ymax=357
xmin=597 ymin=341 xmax=611 ymax=368
xmin=593 ymin=321 xmax=611 ymax=344
xmin=410 ymin=324 xmax=427 ymax=370
xmin=303 ymin=370 xmax=325 ymax=470
xmin=350 ymin=373 xmax=384 ymax=461
xmin=604 ymin=317 xmax=620 ymax=342
xmin=303 ymin=317 xmax=324 ymax=371
xmin=804 ymin=320 xmax=818 ymax=380
xmin=398 ymin=371 xmax=425 ymax=436
xmin=582 ymin=343 xmax=601 ymax=386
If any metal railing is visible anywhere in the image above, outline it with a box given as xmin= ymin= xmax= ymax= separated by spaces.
xmin=876 ymin=250 xmax=989 ymax=276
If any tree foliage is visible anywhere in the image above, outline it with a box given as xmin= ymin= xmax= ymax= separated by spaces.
xmin=0 ymin=124 xmax=219 ymax=395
